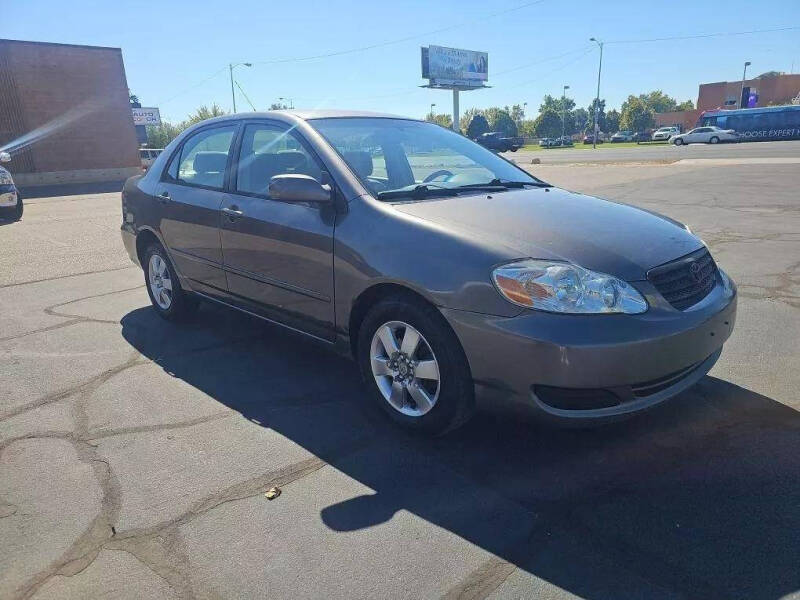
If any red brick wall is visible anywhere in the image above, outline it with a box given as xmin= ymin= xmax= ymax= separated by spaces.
xmin=0 ymin=39 xmax=140 ymax=174
xmin=698 ymin=74 xmax=800 ymax=111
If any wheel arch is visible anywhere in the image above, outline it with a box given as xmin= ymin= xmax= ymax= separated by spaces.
xmin=348 ymin=282 xmax=451 ymax=359
xmin=135 ymin=227 xmax=162 ymax=266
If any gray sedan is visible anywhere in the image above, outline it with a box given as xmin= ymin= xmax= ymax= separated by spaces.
xmin=121 ymin=110 xmax=736 ymax=434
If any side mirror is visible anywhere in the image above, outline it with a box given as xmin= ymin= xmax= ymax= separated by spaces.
xmin=0 ymin=152 xmax=11 ymax=163
xmin=269 ymin=174 xmax=331 ymax=203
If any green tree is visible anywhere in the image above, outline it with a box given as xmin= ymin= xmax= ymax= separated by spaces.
xmin=675 ymin=99 xmax=695 ymax=111
xmin=129 ymin=93 xmax=140 ymax=105
xmin=488 ymin=110 xmax=518 ymax=136
xmin=185 ymin=103 xmax=227 ymax=126
xmin=620 ymin=96 xmax=655 ymax=132
xmin=518 ymin=119 xmax=536 ymax=138
xmin=425 ymin=112 xmax=453 ymax=129
xmin=459 ymin=108 xmax=482 ymax=134
xmin=507 ymin=104 xmax=525 ymax=124
xmin=572 ymin=108 xmax=588 ymax=134
xmin=757 ymin=71 xmax=784 ymax=78
xmin=605 ymin=109 xmax=620 ymax=133
xmin=269 ymin=102 xmax=290 ymax=110
xmin=587 ymin=98 xmax=606 ymax=132
xmin=534 ymin=109 xmax=563 ymax=138
xmin=638 ymin=90 xmax=678 ymax=113
xmin=145 ymin=121 xmax=183 ymax=148
xmin=465 ymin=114 xmax=490 ymax=139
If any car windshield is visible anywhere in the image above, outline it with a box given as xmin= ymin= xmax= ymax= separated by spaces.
xmin=309 ymin=117 xmax=545 ymax=200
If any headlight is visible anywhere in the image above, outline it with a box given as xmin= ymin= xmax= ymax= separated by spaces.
xmin=492 ymin=259 xmax=648 ymax=314
xmin=0 ymin=169 xmax=13 ymax=186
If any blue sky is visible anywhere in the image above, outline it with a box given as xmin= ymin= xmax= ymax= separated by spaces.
xmin=6 ymin=0 xmax=800 ymax=122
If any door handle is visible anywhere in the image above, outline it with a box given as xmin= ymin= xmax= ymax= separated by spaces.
xmin=157 ymin=191 xmax=171 ymax=203
xmin=222 ymin=206 xmax=244 ymax=220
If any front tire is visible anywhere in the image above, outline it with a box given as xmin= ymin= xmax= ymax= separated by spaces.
xmin=357 ymin=297 xmax=474 ymax=435
xmin=674 ymin=138 xmax=684 ymax=146
xmin=143 ymin=242 xmax=199 ymax=322
xmin=0 ymin=193 xmax=22 ymax=221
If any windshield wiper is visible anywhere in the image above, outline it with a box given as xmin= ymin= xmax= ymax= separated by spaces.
xmin=377 ymin=184 xmax=461 ymax=201
xmin=455 ymin=178 xmax=550 ymax=190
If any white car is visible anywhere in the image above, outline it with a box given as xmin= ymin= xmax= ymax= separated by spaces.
xmin=652 ymin=126 xmax=680 ymax=141
xmin=670 ymin=126 xmax=739 ymax=146
xmin=0 ymin=151 xmax=22 ymax=222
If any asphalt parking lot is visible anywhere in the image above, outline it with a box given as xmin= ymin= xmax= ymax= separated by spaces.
xmin=1 ymin=160 xmax=799 ymax=599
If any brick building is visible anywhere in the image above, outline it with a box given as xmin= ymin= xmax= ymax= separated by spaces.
xmin=655 ymin=73 xmax=800 ymax=132
xmin=0 ymin=39 xmax=141 ymax=186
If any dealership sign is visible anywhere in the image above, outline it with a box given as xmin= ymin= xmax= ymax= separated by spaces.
xmin=421 ymin=45 xmax=488 ymax=88
xmin=132 ymin=107 xmax=161 ymax=126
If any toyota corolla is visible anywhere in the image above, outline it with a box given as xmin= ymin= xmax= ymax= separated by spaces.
xmin=121 ymin=110 xmax=736 ymax=434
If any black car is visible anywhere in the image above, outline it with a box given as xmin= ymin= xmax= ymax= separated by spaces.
xmin=476 ymin=132 xmax=524 ymax=152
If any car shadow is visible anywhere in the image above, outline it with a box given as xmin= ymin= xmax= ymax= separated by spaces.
xmin=121 ymin=302 xmax=799 ymax=600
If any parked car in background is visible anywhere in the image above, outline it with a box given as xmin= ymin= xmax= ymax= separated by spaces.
xmin=633 ymin=131 xmax=651 ymax=144
xmin=476 ymin=132 xmax=524 ymax=153
xmin=140 ymin=148 xmax=164 ymax=170
xmin=611 ymin=130 xmax=634 ymax=143
xmin=120 ymin=110 xmax=737 ymax=434
xmin=670 ymin=126 xmax=739 ymax=145
xmin=538 ymin=138 xmax=552 ymax=147
xmin=0 ymin=151 xmax=22 ymax=221
xmin=582 ymin=132 xmax=604 ymax=144
xmin=652 ymin=127 xmax=679 ymax=142
xmin=560 ymin=136 xmax=574 ymax=147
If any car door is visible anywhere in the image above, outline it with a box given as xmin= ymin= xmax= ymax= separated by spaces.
xmin=220 ymin=121 xmax=336 ymax=340
xmin=156 ymin=123 xmax=238 ymax=295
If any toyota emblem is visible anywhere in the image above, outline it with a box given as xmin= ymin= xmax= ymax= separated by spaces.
xmin=689 ymin=260 xmax=702 ymax=283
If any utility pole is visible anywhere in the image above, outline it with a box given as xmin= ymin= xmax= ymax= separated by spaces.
xmin=430 ymin=103 xmax=436 ymax=119
xmin=279 ymin=97 xmax=294 ymax=109
xmin=590 ymin=37 xmax=603 ymax=149
xmin=452 ymin=90 xmax=459 ymax=133
xmin=739 ymin=61 xmax=751 ymax=109
xmin=561 ymin=85 xmax=570 ymax=141
xmin=229 ymin=62 xmax=252 ymax=113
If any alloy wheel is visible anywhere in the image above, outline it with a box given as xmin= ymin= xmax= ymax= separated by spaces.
xmin=148 ymin=253 xmax=173 ymax=310
xmin=369 ymin=321 xmax=441 ymax=417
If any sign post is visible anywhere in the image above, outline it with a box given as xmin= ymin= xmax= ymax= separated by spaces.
xmin=421 ymin=46 xmax=489 ymax=132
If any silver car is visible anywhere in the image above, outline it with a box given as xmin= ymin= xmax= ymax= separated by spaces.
xmin=0 ymin=151 xmax=22 ymax=221
xmin=121 ymin=111 xmax=737 ymax=434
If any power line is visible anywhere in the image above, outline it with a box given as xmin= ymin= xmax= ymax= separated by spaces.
xmin=493 ymin=45 xmax=593 ymax=77
xmin=250 ymin=0 xmax=547 ymax=65
xmin=157 ymin=0 xmax=547 ymax=105
xmin=607 ymin=25 xmax=800 ymax=45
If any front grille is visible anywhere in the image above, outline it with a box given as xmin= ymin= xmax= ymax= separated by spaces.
xmin=648 ymin=248 xmax=718 ymax=310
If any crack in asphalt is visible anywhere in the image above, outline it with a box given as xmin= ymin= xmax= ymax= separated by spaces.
xmin=0 ymin=265 xmax=136 ymax=289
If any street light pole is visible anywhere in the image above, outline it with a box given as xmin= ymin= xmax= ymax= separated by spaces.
xmin=229 ymin=62 xmax=252 ymax=113
xmin=279 ymin=97 xmax=294 ymax=109
xmin=430 ymin=103 xmax=436 ymax=118
xmin=561 ymin=85 xmax=570 ymax=140
xmin=739 ymin=61 xmax=751 ymax=109
xmin=590 ymin=37 xmax=603 ymax=149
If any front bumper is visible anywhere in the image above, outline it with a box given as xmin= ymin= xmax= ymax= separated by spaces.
xmin=441 ymin=280 xmax=736 ymax=421
xmin=0 ymin=184 xmax=18 ymax=208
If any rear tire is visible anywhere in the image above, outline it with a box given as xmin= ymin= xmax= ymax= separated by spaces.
xmin=357 ymin=296 xmax=474 ymax=435
xmin=709 ymin=136 xmax=719 ymax=144
xmin=143 ymin=242 xmax=199 ymax=322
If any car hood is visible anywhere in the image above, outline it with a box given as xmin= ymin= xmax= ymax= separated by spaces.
xmin=392 ymin=186 xmax=703 ymax=281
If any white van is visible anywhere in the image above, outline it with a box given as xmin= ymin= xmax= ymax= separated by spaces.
xmin=139 ymin=148 xmax=164 ymax=170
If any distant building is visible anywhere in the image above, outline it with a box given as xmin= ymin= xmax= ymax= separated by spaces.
xmin=0 ymin=39 xmax=140 ymax=186
xmin=655 ymin=73 xmax=800 ymax=132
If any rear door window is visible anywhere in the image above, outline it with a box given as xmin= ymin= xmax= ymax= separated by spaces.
xmin=175 ymin=126 xmax=237 ymax=190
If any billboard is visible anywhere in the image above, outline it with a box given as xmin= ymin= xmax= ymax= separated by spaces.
xmin=132 ymin=107 xmax=161 ymax=126
xmin=421 ymin=45 xmax=488 ymax=88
